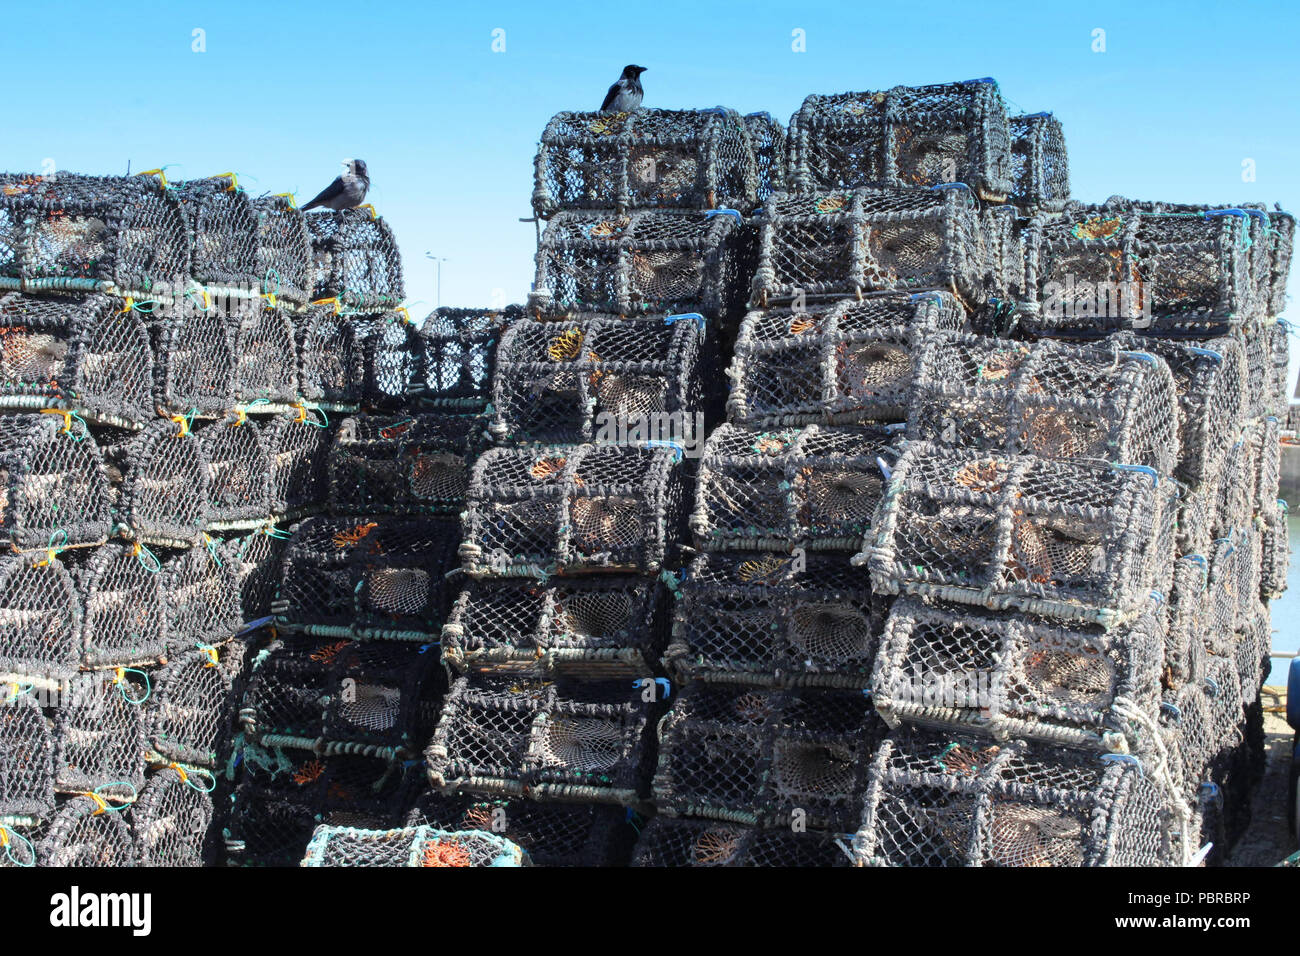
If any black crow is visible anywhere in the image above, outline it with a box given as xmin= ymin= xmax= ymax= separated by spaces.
xmin=600 ymin=65 xmax=647 ymax=113
xmin=301 ymin=159 xmax=369 ymax=211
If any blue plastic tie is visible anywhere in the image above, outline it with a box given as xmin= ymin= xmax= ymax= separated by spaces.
xmin=1119 ymin=350 xmax=1157 ymax=366
xmin=1111 ymin=462 xmax=1158 ymax=486
xmin=876 ymin=457 xmax=893 ymax=481
xmin=1100 ymin=753 xmax=1144 ymax=776
xmin=930 ymin=182 xmax=971 ymax=192
xmin=705 ymin=208 xmax=743 ymax=224
xmin=236 ymin=615 xmax=275 ymax=636
xmin=1203 ymin=209 xmax=1249 ymax=219
xmin=1204 ymin=676 xmax=1220 ymax=697
xmin=1186 ymin=346 xmax=1222 ymax=361
xmin=908 ymin=291 xmax=943 ymax=303
xmin=1160 ymin=701 xmax=1182 ymax=720
xmin=664 ymin=312 xmax=705 ymax=331
xmin=645 ymin=439 xmax=685 ymax=463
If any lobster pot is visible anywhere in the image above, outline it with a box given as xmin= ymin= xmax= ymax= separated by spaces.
xmin=130 ymin=767 xmax=215 ymax=866
xmin=491 ymin=314 xmax=706 ymax=445
xmin=787 ymin=79 xmax=1013 ymax=199
xmin=981 ymin=203 xmax=1024 ymax=303
xmin=461 ymin=444 xmax=686 ymax=578
xmin=1232 ymin=617 xmax=1265 ymax=704
xmin=425 ymin=675 xmax=656 ymax=807
xmin=727 ymin=292 xmax=967 ymax=427
xmin=632 ymin=817 xmax=851 ymax=867
xmin=0 ymin=414 xmax=112 ymax=549
xmin=692 ymin=424 xmax=892 ymax=552
xmin=274 ymin=517 xmax=459 ymax=640
xmin=442 ymin=576 xmax=664 ymax=677
xmin=197 ymin=419 xmax=272 ymax=527
xmin=908 ymin=332 xmax=1180 ymax=476
xmin=1251 ymin=415 xmax=1282 ymax=513
xmin=749 ymin=188 xmax=991 ymax=308
xmin=252 ymin=195 xmax=312 ymax=307
xmin=0 ymin=691 xmax=55 ymax=822
xmin=306 ymin=208 xmax=405 ymax=311
xmin=232 ymin=303 xmax=298 ymax=405
xmin=0 ymin=293 xmax=154 ymax=427
xmin=301 ymin=824 xmax=528 ymax=867
xmin=0 ymin=172 xmax=189 ymax=295
xmin=0 ymin=555 xmax=79 ymax=684
xmin=53 ymin=671 xmax=147 ymax=800
xmin=1261 ymin=501 xmax=1289 ymax=600
xmin=10 ymin=795 xmax=137 ymax=867
xmin=109 ymin=420 xmax=211 ymax=547
xmin=1162 ymin=675 xmax=1215 ymax=799
xmin=1238 ymin=320 xmax=1290 ymax=420
xmin=532 ymin=107 xmax=761 ymax=217
xmin=853 ymin=731 xmax=1175 ymax=866
xmin=871 ymin=598 xmax=1164 ymax=751
xmin=149 ymin=296 xmax=238 ymax=418
xmin=1109 ymin=334 xmax=1246 ymax=492
xmin=407 ymin=792 xmax=634 ymax=867
xmin=530 ymin=209 xmax=742 ymax=321
xmin=298 ymin=305 xmax=365 ymax=408
xmin=260 ymin=413 xmax=337 ymax=515
xmin=1167 ymin=554 xmax=1209 ymax=689
xmin=174 ymin=177 xmax=259 ymax=287
xmin=232 ymin=529 xmax=290 ymax=621
xmin=665 ymin=551 xmax=880 ymax=688
xmin=860 ymin=443 xmax=1178 ymax=628
xmin=1020 ymin=201 xmax=1261 ymax=335
xmin=147 ymin=647 xmax=237 ymax=768
xmin=744 ymin=112 xmax=787 ymax=202
xmin=77 ymin=543 xmax=166 ymax=669
xmin=328 ymin=413 xmax=480 ymax=517
xmin=1008 ymin=112 xmax=1070 ymax=210
xmin=653 ymin=684 xmax=884 ymax=830
xmin=1206 ymin=531 xmax=1253 ymax=655
xmin=1201 ymin=655 xmax=1245 ymax=766
xmin=362 ymin=314 xmax=426 ymax=409
xmin=419 ymin=307 xmax=519 ymax=412
xmin=1213 ymin=436 xmax=1257 ymax=539
xmin=164 ymin=542 xmax=242 ymax=656
xmin=1264 ymin=210 xmax=1295 ymax=318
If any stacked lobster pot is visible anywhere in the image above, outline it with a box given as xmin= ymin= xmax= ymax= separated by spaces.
xmin=0 ymin=170 xmax=335 ymax=867
xmin=1005 ymin=196 xmax=1295 ymax=860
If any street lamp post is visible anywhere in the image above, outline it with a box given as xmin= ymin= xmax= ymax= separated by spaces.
xmin=425 ymin=252 xmax=448 ymax=308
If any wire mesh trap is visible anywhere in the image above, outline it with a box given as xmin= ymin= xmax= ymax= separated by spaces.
xmin=907 ymin=332 xmax=1181 ymax=477
xmin=1213 ymin=437 xmax=1257 ymax=541
xmin=0 ymin=172 xmax=189 ymax=295
xmin=749 ymin=187 xmax=992 ymax=308
xmin=631 ymin=817 xmax=852 ymax=867
xmin=327 ymin=413 xmax=481 ymax=517
xmin=273 ymin=516 xmax=459 ymax=641
xmin=1250 ymin=415 xmax=1281 ymax=515
xmin=727 ymin=292 xmax=967 ymax=427
xmin=148 ymin=295 xmax=238 ymax=418
xmin=147 ymin=646 xmax=237 ymax=769
xmin=163 ymin=541 xmax=242 ymax=657
xmin=76 ymin=542 xmax=166 ymax=669
xmin=300 ymin=824 xmax=529 ymax=867
xmin=258 ymin=412 xmax=337 ymax=516
xmin=52 ymin=670 xmax=148 ymax=800
xmin=0 ymin=554 xmax=80 ymax=684
xmin=491 ymin=313 xmax=707 ymax=445
xmin=129 ymin=767 xmax=216 ymax=867
xmin=664 ymin=550 xmax=881 ymax=688
xmin=230 ymin=528 xmax=289 ymax=621
xmin=407 ymin=792 xmax=635 ymax=867
xmin=232 ymin=303 xmax=298 ymax=405
xmin=744 ymin=112 xmax=788 ymax=203
xmin=441 ymin=576 xmax=665 ymax=677
xmin=252 ymin=194 xmax=313 ymax=307
xmin=173 ymin=176 xmax=259 ymax=287
xmin=871 ymin=598 xmax=1164 ymax=752
xmin=532 ymin=107 xmax=761 ymax=218
xmin=361 ymin=314 xmax=426 ymax=410
xmin=0 ymin=292 xmax=154 ymax=427
xmin=859 ymin=442 xmax=1178 ymax=627
xmin=0 ymin=689 xmax=55 ymax=822
xmin=653 ymin=683 xmax=884 ymax=829
xmin=0 ymin=412 xmax=112 ymax=549
xmin=692 ymin=424 xmax=893 ymax=552
xmin=297 ymin=304 xmax=365 ymax=409
xmin=196 ymin=418 xmax=272 ymax=527
xmin=1166 ymin=553 xmax=1209 ymax=690
xmin=1020 ymin=200 xmax=1264 ymax=336
xmin=1008 ymin=112 xmax=1069 ymax=210
xmin=1261 ymin=501 xmax=1289 ymax=601
xmin=530 ymin=209 xmax=743 ymax=321
xmin=426 ymin=674 xmax=657 ymax=807
xmin=418 ymin=306 xmax=520 ymax=412
xmin=306 ymin=208 xmax=405 ymax=310
xmin=1263 ymin=210 xmax=1294 ymax=319
xmin=5 ymin=794 xmax=139 ymax=867
xmin=852 ymin=729 xmax=1175 ymax=866
xmin=108 ymin=418 xmax=212 ymax=547
xmin=787 ymin=79 xmax=1014 ymax=200
xmin=461 ymin=443 xmax=686 ymax=578
xmin=1239 ymin=319 xmax=1291 ymax=420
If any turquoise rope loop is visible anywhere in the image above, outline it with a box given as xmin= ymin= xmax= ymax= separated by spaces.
xmin=134 ymin=542 xmax=162 ymax=574
xmin=0 ymin=824 xmax=35 ymax=867
xmin=3 ymin=680 xmax=34 ymax=704
xmin=113 ymin=667 xmax=152 ymax=705
xmin=93 ymin=781 xmax=139 ymax=807
xmin=174 ymin=766 xmax=217 ymax=794
xmin=203 ymin=534 xmax=223 ymax=567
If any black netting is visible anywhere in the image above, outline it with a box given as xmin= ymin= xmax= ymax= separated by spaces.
xmin=788 ymin=80 xmax=1014 ymax=199
xmin=258 ymin=412 xmax=337 ymax=516
xmin=861 ymin=442 xmax=1178 ymax=627
xmin=233 ymin=303 xmax=298 ymax=405
xmin=744 ymin=112 xmax=788 ymax=203
xmin=462 ymin=443 xmax=686 ymax=577
xmin=14 ymin=794 xmax=138 ymax=867
xmin=426 ymin=674 xmax=657 ymax=806
xmin=908 ymin=332 xmax=1180 ymax=476
xmin=0 ymin=689 xmax=55 ymax=821
xmin=853 ymin=730 xmax=1174 ymax=866
xmin=274 ymin=516 xmax=459 ymax=640
xmin=297 ymin=305 xmax=365 ymax=408
xmin=418 ymin=307 xmax=519 ymax=412
xmin=253 ymin=194 xmax=313 ymax=307
xmin=197 ymin=418 xmax=272 ymax=527
xmin=1261 ymin=501 xmax=1289 ymax=600
xmin=164 ymin=541 xmax=242 ymax=657
xmin=107 ymin=419 xmax=211 ymax=547
xmin=0 ymin=172 xmax=189 ymax=295
xmin=1251 ymin=415 xmax=1281 ymax=516
xmin=148 ymin=296 xmax=237 ymax=418
xmin=1213 ymin=437 xmax=1257 ymax=540
xmin=533 ymin=108 xmax=761 ymax=217
xmin=1264 ymin=211 xmax=1294 ymax=318
xmin=360 ymin=314 xmax=426 ymax=410
xmin=631 ymin=817 xmax=852 ymax=867
xmin=0 ymin=292 xmax=154 ymax=427
xmin=531 ymin=209 xmax=744 ymax=322
xmin=231 ymin=528 xmax=289 ymax=621
xmin=300 ymin=823 xmax=528 ymax=866
xmin=147 ymin=645 xmax=238 ymax=768
xmin=76 ymin=543 xmax=166 ymax=668
xmin=693 ymin=424 xmax=892 ymax=552
xmin=1238 ymin=319 xmax=1290 ymax=420
xmin=491 ymin=314 xmax=707 ymax=445
xmin=306 ymin=209 xmax=405 ymax=310
xmin=665 ymin=551 xmax=880 ymax=688
xmin=1008 ymin=112 xmax=1069 ymax=210
xmin=1167 ymin=554 xmax=1209 ymax=690
xmin=442 ymin=576 xmax=665 ymax=677
xmin=654 ymin=684 xmax=884 ymax=829
xmin=174 ymin=177 xmax=259 ymax=287
xmin=0 ymin=554 xmax=79 ymax=683
xmin=53 ymin=671 xmax=147 ymax=800
xmin=750 ymin=188 xmax=994 ymax=308
xmin=130 ymin=767 xmax=216 ymax=866
xmin=728 ymin=292 xmax=966 ymax=427
xmin=0 ymin=413 xmax=112 ymax=549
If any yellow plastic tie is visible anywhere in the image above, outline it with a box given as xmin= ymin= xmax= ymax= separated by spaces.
xmin=311 ymin=297 xmax=341 ymax=314
xmin=120 ymin=297 xmax=135 ymax=314
xmin=136 ymin=168 xmax=169 ymax=190
xmin=263 ymin=291 xmax=278 ymax=309
xmin=169 ymin=413 xmax=190 ymax=437
xmin=40 ymin=408 xmax=73 ymax=435
xmin=357 ymin=204 xmax=378 ymax=220
xmin=272 ymin=192 xmax=298 ymax=209
xmin=0 ymin=826 xmax=8 ymax=847
xmin=197 ymin=645 xmax=219 ymax=668
xmin=293 ymin=403 xmax=308 ymax=424
xmin=87 ymin=792 xmax=110 ymax=816
xmin=214 ymin=172 xmax=239 ymax=192
xmin=168 ymin=763 xmax=190 ymax=784
xmin=232 ymin=407 xmax=248 ymax=427
xmin=394 ymin=306 xmax=412 ymax=324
